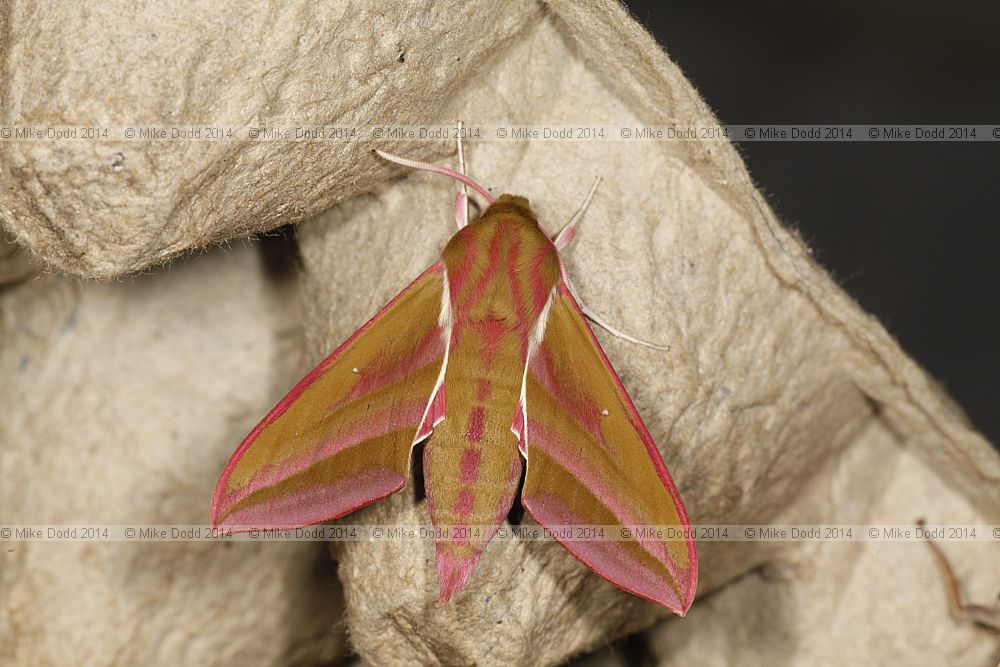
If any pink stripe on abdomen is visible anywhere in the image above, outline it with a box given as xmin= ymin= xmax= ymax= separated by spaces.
xmin=454 ymin=489 xmax=475 ymax=516
xmin=466 ymin=407 xmax=486 ymax=442
xmin=459 ymin=448 xmax=481 ymax=484
xmin=476 ymin=379 xmax=492 ymax=402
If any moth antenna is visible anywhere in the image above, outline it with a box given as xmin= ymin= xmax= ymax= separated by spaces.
xmin=456 ymin=120 xmax=471 ymax=227
xmin=374 ymin=148 xmax=495 ymax=205
xmin=564 ymin=277 xmax=669 ymax=351
xmin=554 ymin=176 xmax=602 ymax=250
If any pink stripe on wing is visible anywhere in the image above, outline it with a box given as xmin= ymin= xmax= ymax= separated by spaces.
xmin=211 ymin=262 xmax=444 ymax=526
xmin=529 ymin=345 xmax=607 ymax=454
xmin=526 ymin=418 xmax=674 ymax=571
xmin=221 ymin=399 xmax=426 ymax=510
xmin=522 ymin=491 xmax=684 ymax=613
xmin=218 ymin=467 xmax=405 ymax=530
xmin=344 ymin=327 xmax=446 ymax=405
xmin=553 ymin=285 xmax=698 ymax=592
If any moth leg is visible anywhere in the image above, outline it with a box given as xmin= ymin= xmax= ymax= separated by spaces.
xmin=553 ymin=176 xmax=602 ymax=250
xmin=455 ymin=120 xmax=470 ymax=228
xmin=454 ymin=191 xmax=469 ymax=229
xmin=564 ymin=276 xmax=670 ymax=351
xmin=554 ymin=178 xmax=667 ymax=351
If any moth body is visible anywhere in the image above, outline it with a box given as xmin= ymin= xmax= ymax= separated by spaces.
xmin=428 ymin=196 xmax=560 ymax=597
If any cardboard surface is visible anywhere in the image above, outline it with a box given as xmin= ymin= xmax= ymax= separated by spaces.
xmin=0 ymin=0 xmax=539 ymax=278
xmin=0 ymin=245 xmax=346 ymax=666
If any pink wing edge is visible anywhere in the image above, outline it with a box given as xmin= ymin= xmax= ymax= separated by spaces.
xmin=520 ymin=281 xmax=699 ymax=615
xmin=210 ymin=261 xmax=446 ymax=532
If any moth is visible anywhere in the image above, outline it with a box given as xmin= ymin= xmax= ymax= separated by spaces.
xmin=211 ymin=139 xmax=698 ymax=614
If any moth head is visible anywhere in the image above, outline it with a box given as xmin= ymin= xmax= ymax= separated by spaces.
xmin=493 ymin=194 xmax=531 ymax=210
xmin=484 ymin=194 xmax=539 ymax=225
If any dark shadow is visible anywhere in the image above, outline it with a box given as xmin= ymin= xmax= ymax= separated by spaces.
xmin=256 ymin=224 xmax=301 ymax=284
xmin=412 ymin=439 xmax=427 ymax=502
